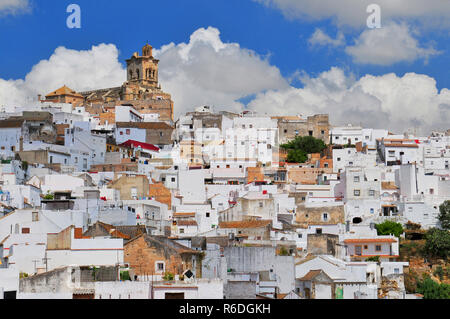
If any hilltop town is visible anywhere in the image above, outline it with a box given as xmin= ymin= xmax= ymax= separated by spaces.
xmin=0 ymin=44 xmax=449 ymax=300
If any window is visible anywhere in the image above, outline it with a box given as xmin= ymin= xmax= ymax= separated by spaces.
xmin=369 ymin=190 xmax=375 ymax=196
xmin=354 ymin=176 xmax=360 ymax=182
xmin=179 ymin=228 xmax=185 ymax=234
xmin=337 ymin=157 xmax=341 ymax=162
xmin=370 ymin=208 xmax=374 ymax=214
xmin=32 ymin=211 xmax=39 ymax=222
xmin=156 ymin=262 xmax=165 ymax=272
xmin=375 ymin=245 xmax=382 ymax=252
xmin=298 ymin=234 xmax=302 ymax=238
xmin=259 ymin=202 xmax=263 ymax=208
xmin=323 ymin=213 xmax=328 ymax=222
xmin=206 ymin=212 xmax=210 ymax=218
xmin=316 ymin=228 xmax=322 ymax=234
xmin=131 ymin=187 xmax=137 ymax=198
xmin=354 ymin=190 xmax=361 ymax=196
xmin=171 ymin=177 xmax=176 ymax=182
xmin=284 ymin=129 xmax=287 ymax=133
xmin=364 ymin=245 xmax=368 ymax=249
xmin=394 ymin=268 xmax=400 ymax=274
xmin=126 ymin=129 xmax=130 ymax=135
xmin=161 ymin=177 xmax=166 ymax=182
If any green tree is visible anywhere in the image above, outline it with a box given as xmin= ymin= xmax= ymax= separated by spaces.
xmin=163 ymin=272 xmax=174 ymax=281
xmin=365 ymin=256 xmax=380 ymax=262
xmin=438 ymin=200 xmax=450 ymax=230
xmin=286 ymin=149 xmax=307 ymax=163
xmin=417 ymin=277 xmax=450 ymax=299
xmin=423 ymin=228 xmax=450 ymax=259
xmin=375 ymin=220 xmax=404 ymax=238
xmin=281 ymin=136 xmax=327 ymax=163
xmin=281 ymin=136 xmax=326 ymax=154
xmin=43 ymin=192 xmax=54 ymax=200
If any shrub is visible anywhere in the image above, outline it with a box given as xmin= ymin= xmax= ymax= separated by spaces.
xmin=417 ymin=277 xmax=450 ymax=299
xmin=375 ymin=220 xmax=404 ymax=238
xmin=163 ymin=272 xmax=174 ymax=281
xmin=423 ymin=228 xmax=450 ymax=259
xmin=120 ymin=271 xmax=131 ymax=281
xmin=365 ymin=256 xmax=380 ymax=262
xmin=438 ymin=200 xmax=450 ymax=230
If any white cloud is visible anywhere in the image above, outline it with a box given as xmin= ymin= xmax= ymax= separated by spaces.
xmin=0 ymin=27 xmax=448 ymax=135
xmin=0 ymin=0 xmax=30 ymax=16
xmin=345 ymin=22 xmax=441 ymax=65
xmin=247 ymin=67 xmax=450 ymax=135
xmin=308 ymin=28 xmax=345 ymax=47
xmin=0 ymin=44 xmax=126 ymax=110
xmin=154 ymin=27 xmax=289 ymax=117
xmin=255 ymin=0 xmax=450 ymax=28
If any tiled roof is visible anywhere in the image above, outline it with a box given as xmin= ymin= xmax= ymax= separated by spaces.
xmin=173 ymin=212 xmax=196 ymax=218
xmin=384 ymin=143 xmax=418 ymax=148
xmin=116 ymin=122 xmax=174 ymax=130
xmin=298 ymin=270 xmax=322 ymax=281
xmin=0 ymin=119 xmax=24 ymax=128
xmin=119 ymin=140 xmax=160 ymax=152
xmin=177 ymin=220 xmax=198 ymax=226
xmin=344 ymin=238 xmax=396 ymax=244
xmin=218 ymin=220 xmax=272 ymax=229
xmin=46 ymin=85 xmax=82 ymax=97
xmin=381 ymin=182 xmax=399 ymax=190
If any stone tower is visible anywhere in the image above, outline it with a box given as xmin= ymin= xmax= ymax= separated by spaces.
xmin=126 ymin=44 xmax=159 ymax=87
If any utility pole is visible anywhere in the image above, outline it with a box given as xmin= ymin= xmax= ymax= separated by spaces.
xmin=42 ymin=251 xmax=51 ymax=273
xmin=32 ymin=259 xmax=40 ymax=274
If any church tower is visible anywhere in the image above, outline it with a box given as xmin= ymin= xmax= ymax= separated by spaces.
xmin=126 ymin=43 xmax=159 ymax=87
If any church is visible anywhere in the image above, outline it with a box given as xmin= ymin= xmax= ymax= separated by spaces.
xmin=41 ymin=44 xmax=174 ymax=122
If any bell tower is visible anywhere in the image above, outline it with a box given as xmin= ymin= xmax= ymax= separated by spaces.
xmin=126 ymin=43 xmax=159 ymax=86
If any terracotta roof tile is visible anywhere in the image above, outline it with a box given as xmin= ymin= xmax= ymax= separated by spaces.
xmin=219 ymin=220 xmax=272 ymax=229
xmin=344 ymin=238 xmax=396 ymax=244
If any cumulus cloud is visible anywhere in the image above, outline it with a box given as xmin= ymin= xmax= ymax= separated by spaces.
xmin=345 ymin=22 xmax=441 ymax=65
xmin=154 ymin=27 xmax=289 ymax=117
xmin=0 ymin=27 xmax=448 ymax=135
xmin=247 ymin=67 xmax=450 ymax=135
xmin=255 ymin=0 xmax=450 ymax=28
xmin=308 ymin=28 xmax=345 ymax=47
xmin=0 ymin=44 xmax=126 ymax=110
xmin=0 ymin=0 xmax=30 ymax=16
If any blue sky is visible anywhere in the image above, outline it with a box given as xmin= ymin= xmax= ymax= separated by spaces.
xmin=0 ymin=0 xmax=449 ymax=133
xmin=0 ymin=0 xmax=448 ymax=88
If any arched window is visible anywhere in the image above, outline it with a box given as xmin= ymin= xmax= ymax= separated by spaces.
xmin=136 ymin=69 xmax=140 ymax=79
xmin=15 ymin=223 xmax=19 ymax=234
xmin=129 ymin=70 xmax=133 ymax=79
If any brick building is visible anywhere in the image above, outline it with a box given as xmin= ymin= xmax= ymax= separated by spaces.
xmin=124 ymin=235 xmax=203 ymax=278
